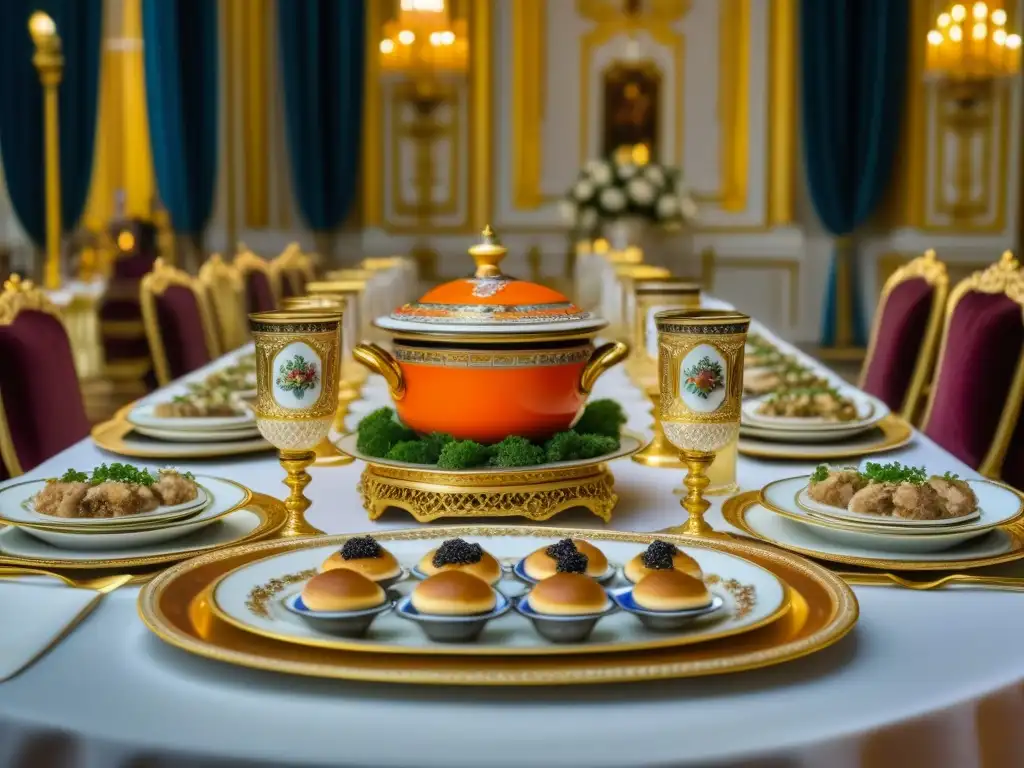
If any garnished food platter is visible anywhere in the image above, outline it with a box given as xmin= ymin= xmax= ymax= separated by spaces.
xmin=138 ymin=526 xmax=859 ymax=685
xmin=206 ymin=531 xmax=791 ymax=656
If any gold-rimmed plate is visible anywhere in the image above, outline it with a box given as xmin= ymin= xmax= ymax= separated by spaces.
xmin=92 ymin=407 xmax=272 ymax=459
xmin=206 ymin=530 xmax=792 ymax=657
xmin=0 ymin=485 xmax=283 ymax=570
xmin=138 ymin=525 xmax=859 ymax=685
xmin=737 ymin=414 xmax=913 ymax=460
xmin=724 ymin=491 xmax=1024 ymax=571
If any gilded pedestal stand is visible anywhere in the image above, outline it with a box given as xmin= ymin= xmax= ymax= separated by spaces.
xmin=655 ymin=309 xmax=750 ymax=537
xmin=250 ymin=310 xmax=344 ymax=537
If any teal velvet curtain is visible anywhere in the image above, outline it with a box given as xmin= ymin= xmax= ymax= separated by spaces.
xmin=142 ymin=0 xmax=219 ymax=239
xmin=277 ymin=0 xmax=365 ymax=232
xmin=800 ymin=0 xmax=909 ymax=346
xmin=0 ymin=0 xmax=101 ymax=248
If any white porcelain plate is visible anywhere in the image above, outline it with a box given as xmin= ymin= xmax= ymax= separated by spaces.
xmin=0 ymin=476 xmax=249 ymax=551
xmin=739 ymin=421 xmax=878 ymax=444
xmin=738 ymin=501 xmax=1020 ymax=565
xmin=742 ymin=389 xmax=889 ymax=432
xmin=738 ymin=421 xmax=913 ymax=458
xmin=210 ymin=532 xmax=789 ymax=656
xmin=130 ymin=424 xmax=263 ymax=443
xmin=127 ymin=403 xmax=256 ymax=432
xmin=760 ymin=476 xmax=1024 ymax=553
xmin=335 ymin=433 xmax=644 ymax=474
xmin=2 ymin=483 xmax=211 ymax=529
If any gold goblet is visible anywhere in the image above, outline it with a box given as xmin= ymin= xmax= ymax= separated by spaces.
xmin=250 ymin=309 xmax=343 ymax=537
xmin=632 ymin=382 xmax=683 ymax=468
xmin=279 ymin=296 xmax=355 ymax=468
xmin=656 ymin=309 xmax=749 ymax=536
xmin=305 ymin=280 xmax=368 ymax=413
xmin=629 ymin=278 xmax=701 ymax=387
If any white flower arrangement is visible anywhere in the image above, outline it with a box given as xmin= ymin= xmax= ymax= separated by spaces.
xmin=561 ymin=156 xmax=697 ymax=232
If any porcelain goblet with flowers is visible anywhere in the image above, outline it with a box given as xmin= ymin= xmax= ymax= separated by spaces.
xmin=656 ymin=309 xmax=750 ymax=535
xmin=250 ymin=309 xmax=342 ymax=537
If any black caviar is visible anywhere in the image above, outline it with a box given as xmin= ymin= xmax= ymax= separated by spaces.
xmin=432 ymin=538 xmax=484 ymax=567
xmin=641 ymin=540 xmax=679 ymax=570
xmin=545 ymin=538 xmax=577 ymax=560
xmin=556 ymin=550 xmax=589 ymax=574
xmin=340 ymin=536 xmax=382 ymax=560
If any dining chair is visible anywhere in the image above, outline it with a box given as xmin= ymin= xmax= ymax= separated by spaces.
xmin=198 ymin=253 xmax=248 ymax=352
xmin=140 ymin=258 xmax=221 ymax=387
xmin=860 ymin=249 xmax=949 ymax=423
xmin=919 ymin=251 xmax=1024 ymax=477
xmin=234 ymin=246 xmax=279 ymax=314
xmin=270 ymin=243 xmax=316 ymax=299
xmin=0 ymin=275 xmax=89 ymax=480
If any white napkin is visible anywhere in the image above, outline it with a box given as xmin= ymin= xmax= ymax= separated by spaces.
xmin=0 ymin=579 xmax=100 ymax=682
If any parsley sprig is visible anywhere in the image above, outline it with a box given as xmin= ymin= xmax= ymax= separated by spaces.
xmin=59 ymin=469 xmax=89 ymax=483
xmin=57 ymin=463 xmax=156 ymax=486
xmin=861 ymin=462 xmax=927 ymax=485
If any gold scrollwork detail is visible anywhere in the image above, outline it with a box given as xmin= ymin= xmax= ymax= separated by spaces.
xmin=393 ymin=345 xmax=591 ymax=368
xmin=252 ymin=331 xmax=339 ymax=420
xmin=658 ymin=334 xmax=746 ymax=424
xmin=359 ymin=464 xmax=617 ymax=523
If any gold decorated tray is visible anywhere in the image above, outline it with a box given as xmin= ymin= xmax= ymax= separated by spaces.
xmin=92 ymin=406 xmax=272 ymax=460
xmin=737 ymin=414 xmax=913 ymax=460
xmin=137 ymin=526 xmax=858 ymax=685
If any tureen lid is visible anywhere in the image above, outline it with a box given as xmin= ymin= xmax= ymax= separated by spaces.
xmin=376 ymin=226 xmax=606 ymax=337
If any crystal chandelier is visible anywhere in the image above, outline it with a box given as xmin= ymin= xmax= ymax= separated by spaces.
xmin=926 ymin=2 xmax=1021 ymax=101
xmin=379 ymin=0 xmax=468 ymax=76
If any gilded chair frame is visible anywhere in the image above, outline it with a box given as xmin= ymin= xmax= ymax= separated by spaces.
xmin=859 ymin=249 xmax=949 ymax=423
xmin=270 ymin=243 xmax=316 ymax=297
xmin=0 ymin=275 xmax=85 ymax=477
xmin=920 ymin=252 xmax=1024 ymax=478
xmin=235 ymin=246 xmax=281 ymax=309
xmin=140 ymin=258 xmax=222 ymax=387
xmin=198 ymin=253 xmax=247 ymax=351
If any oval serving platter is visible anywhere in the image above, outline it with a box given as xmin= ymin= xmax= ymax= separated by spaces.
xmin=208 ymin=531 xmax=791 ymax=657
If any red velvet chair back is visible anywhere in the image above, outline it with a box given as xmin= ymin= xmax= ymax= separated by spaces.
xmin=141 ymin=260 xmax=220 ymax=386
xmin=244 ymin=270 xmax=277 ymax=313
xmin=0 ymin=278 xmax=89 ymax=479
xmin=921 ymin=253 xmax=1024 ymax=475
xmin=860 ymin=250 xmax=948 ymax=421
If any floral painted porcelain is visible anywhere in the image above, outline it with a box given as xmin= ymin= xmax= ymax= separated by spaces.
xmin=354 ymin=227 xmax=629 ymax=442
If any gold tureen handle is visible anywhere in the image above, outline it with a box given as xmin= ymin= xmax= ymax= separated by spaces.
xmin=353 ymin=343 xmax=406 ymax=400
xmin=579 ymin=341 xmax=630 ymax=397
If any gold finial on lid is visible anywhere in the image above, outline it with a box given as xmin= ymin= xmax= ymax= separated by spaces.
xmin=468 ymin=225 xmax=507 ymax=278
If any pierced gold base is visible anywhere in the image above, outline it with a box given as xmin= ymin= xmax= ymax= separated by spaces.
xmin=279 ymin=450 xmax=325 ymax=537
xmin=358 ymin=462 xmax=618 ymax=524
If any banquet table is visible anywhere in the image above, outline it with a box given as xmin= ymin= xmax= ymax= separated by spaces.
xmin=3 ymin=342 xmax=1024 ymax=768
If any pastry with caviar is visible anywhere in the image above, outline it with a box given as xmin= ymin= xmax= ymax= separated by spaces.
xmin=624 ymin=540 xmax=703 ymax=583
xmin=632 ymin=569 xmax=711 ymax=612
xmin=320 ymin=536 xmax=402 ymax=583
xmin=417 ymin=538 xmax=502 ymax=585
xmin=300 ymin=569 xmax=386 ymax=612
xmin=527 ymin=553 xmax=609 ymax=616
xmin=522 ymin=538 xmax=609 ymax=581
xmin=411 ymin=571 xmax=497 ymax=615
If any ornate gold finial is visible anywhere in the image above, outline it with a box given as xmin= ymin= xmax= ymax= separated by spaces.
xmin=2 ymin=274 xmax=31 ymax=294
xmin=468 ymin=225 xmax=507 ymax=278
xmin=999 ymin=250 xmax=1019 ymax=270
xmin=923 ymin=248 xmax=936 ymax=260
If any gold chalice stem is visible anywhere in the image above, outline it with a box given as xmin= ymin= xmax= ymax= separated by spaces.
xmin=279 ymin=450 xmax=325 ymax=537
xmin=633 ymin=389 xmax=683 ymax=468
xmin=663 ymin=451 xmax=714 ymax=536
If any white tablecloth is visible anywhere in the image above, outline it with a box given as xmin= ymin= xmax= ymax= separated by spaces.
xmin=3 ymin=344 xmax=1024 ymax=768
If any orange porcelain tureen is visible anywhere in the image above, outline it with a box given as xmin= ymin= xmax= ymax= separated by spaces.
xmin=353 ymin=227 xmax=628 ymax=443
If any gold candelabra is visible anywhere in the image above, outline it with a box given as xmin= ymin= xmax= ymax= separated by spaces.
xmin=29 ymin=12 xmax=63 ymax=291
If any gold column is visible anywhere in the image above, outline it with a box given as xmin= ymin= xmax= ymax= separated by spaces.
xmin=29 ymin=13 xmax=64 ymax=291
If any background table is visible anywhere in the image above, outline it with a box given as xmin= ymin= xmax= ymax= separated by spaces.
xmin=2 ymin=352 xmax=1023 ymax=768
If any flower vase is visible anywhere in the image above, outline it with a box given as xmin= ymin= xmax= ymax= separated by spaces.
xmin=605 ymin=216 xmax=648 ymax=254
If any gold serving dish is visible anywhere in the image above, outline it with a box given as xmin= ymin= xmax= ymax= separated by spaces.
xmin=138 ymin=526 xmax=858 ymax=685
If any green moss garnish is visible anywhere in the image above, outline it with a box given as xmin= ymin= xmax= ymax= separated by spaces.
xmin=861 ymin=461 xmax=927 ymax=485
xmin=59 ymin=469 xmax=89 ymax=483
xmin=437 ymin=440 xmax=492 ymax=470
xmin=943 ymin=471 xmax=961 ymax=481
xmin=489 ymin=436 xmax=546 ymax=468
xmin=572 ymin=399 xmax=627 ymax=438
xmin=386 ymin=440 xmax=435 ymax=464
xmin=810 ymin=465 xmax=829 ymax=484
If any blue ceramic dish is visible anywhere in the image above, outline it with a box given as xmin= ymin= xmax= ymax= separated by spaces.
xmin=283 ymin=590 xmax=398 ymax=638
xmin=514 ymin=593 xmax=618 ymax=643
xmin=611 ymin=587 xmax=724 ymax=631
xmin=395 ymin=590 xmax=512 ymax=643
